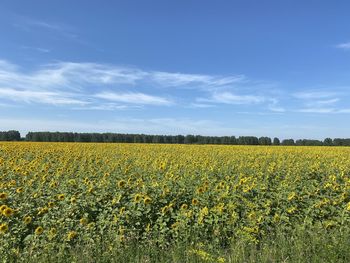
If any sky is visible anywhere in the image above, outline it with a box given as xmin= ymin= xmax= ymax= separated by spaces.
xmin=0 ymin=0 xmax=350 ymax=139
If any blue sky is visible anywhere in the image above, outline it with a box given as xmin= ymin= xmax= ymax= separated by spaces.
xmin=1 ymin=0 xmax=350 ymax=139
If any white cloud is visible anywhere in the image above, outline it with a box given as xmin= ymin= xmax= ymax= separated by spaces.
xmin=188 ymin=103 xmax=216 ymax=108
xmin=292 ymin=90 xmax=350 ymax=114
xmin=293 ymin=91 xmax=338 ymax=100
xmin=336 ymin=42 xmax=350 ymax=50
xmin=313 ymin=98 xmax=339 ymax=105
xmin=297 ymin=108 xmax=350 ymax=114
xmin=0 ymin=59 xmax=281 ymax=111
xmin=0 ymin=60 xmax=168 ymax=108
xmin=21 ymin=46 xmax=51 ymax=53
xmin=298 ymin=108 xmax=335 ymax=113
xmin=0 ymin=88 xmax=87 ymax=105
xmin=198 ymin=91 xmax=265 ymax=105
xmin=268 ymin=105 xmax=285 ymax=112
xmin=95 ymin=92 xmax=172 ymax=106
xmin=151 ymin=72 xmax=245 ymax=88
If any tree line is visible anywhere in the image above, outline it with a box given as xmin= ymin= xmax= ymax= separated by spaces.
xmin=0 ymin=130 xmax=21 ymax=141
xmin=0 ymin=130 xmax=350 ymax=146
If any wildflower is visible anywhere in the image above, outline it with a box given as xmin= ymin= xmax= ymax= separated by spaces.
xmin=118 ymin=180 xmax=126 ymax=188
xmin=49 ymin=228 xmax=57 ymax=235
xmin=0 ymin=223 xmax=8 ymax=234
xmin=0 ymin=192 xmax=8 ymax=199
xmin=181 ymin=204 xmax=188 ymax=210
xmin=80 ymin=217 xmax=88 ymax=225
xmin=133 ymin=193 xmax=142 ymax=203
xmin=161 ymin=206 xmax=169 ymax=214
xmin=346 ymin=202 xmax=350 ymax=211
xmin=70 ymin=197 xmax=77 ymax=204
xmin=287 ymin=207 xmax=297 ymax=214
xmin=197 ymin=187 xmax=205 ymax=194
xmin=67 ymin=231 xmax=77 ymax=241
xmin=57 ymin=194 xmax=65 ymax=201
xmin=288 ymin=192 xmax=296 ymax=201
xmin=144 ymin=196 xmax=152 ymax=205
xmin=3 ymin=207 xmax=14 ymax=217
xmin=119 ymin=207 xmax=126 ymax=214
xmin=16 ymin=187 xmax=24 ymax=194
xmin=0 ymin=205 xmax=8 ymax=212
xmin=37 ymin=207 xmax=48 ymax=215
xmin=35 ymin=226 xmax=44 ymax=235
xmin=23 ymin=216 xmax=32 ymax=225
xmin=217 ymin=256 xmax=226 ymax=263
xmin=191 ymin=198 xmax=199 ymax=206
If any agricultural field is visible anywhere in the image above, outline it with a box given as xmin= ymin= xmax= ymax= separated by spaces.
xmin=1 ymin=142 xmax=350 ymax=262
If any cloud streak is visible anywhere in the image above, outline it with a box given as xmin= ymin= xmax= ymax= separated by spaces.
xmin=0 ymin=59 xmax=256 ymax=110
xmin=95 ymin=92 xmax=172 ymax=106
xmin=336 ymin=42 xmax=350 ymax=50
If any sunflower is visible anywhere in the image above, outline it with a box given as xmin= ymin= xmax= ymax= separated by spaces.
xmin=3 ymin=207 xmax=14 ymax=217
xmin=119 ymin=207 xmax=126 ymax=214
xmin=23 ymin=216 xmax=32 ymax=225
xmin=133 ymin=193 xmax=142 ymax=203
xmin=0 ymin=223 xmax=8 ymax=234
xmin=16 ymin=187 xmax=24 ymax=194
xmin=48 ymin=201 xmax=54 ymax=208
xmin=191 ymin=198 xmax=199 ymax=206
xmin=70 ymin=197 xmax=77 ymax=204
xmin=181 ymin=204 xmax=188 ymax=210
xmin=0 ymin=205 xmax=8 ymax=212
xmin=49 ymin=228 xmax=57 ymax=235
xmin=57 ymin=194 xmax=65 ymax=201
xmin=67 ymin=231 xmax=77 ymax=241
xmin=143 ymin=196 xmax=152 ymax=205
xmin=80 ymin=217 xmax=88 ymax=225
xmin=35 ymin=226 xmax=44 ymax=235
xmin=197 ymin=187 xmax=205 ymax=194
xmin=0 ymin=192 xmax=8 ymax=200
xmin=117 ymin=180 xmax=126 ymax=188
xmin=161 ymin=205 xmax=169 ymax=214
xmin=37 ymin=207 xmax=48 ymax=215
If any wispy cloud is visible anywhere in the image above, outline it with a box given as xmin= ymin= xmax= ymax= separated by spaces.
xmin=293 ymin=91 xmax=339 ymax=100
xmin=21 ymin=46 xmax=51 ymax=53
xmin=267 ymin=98 xmax=285 ymax=112
xmin=0 ymin=88 xmax=86 ymax=105
xmin=297 ymin=108 xmax=350 ymax=114
xmin=335 ymin=42 xmax=350 ymax=50
xmin=292 ymin=89 xmax=350 ymax=114
xmin=298 ymin=108 xmax=335 ymax=113
xmin=27 ymin=20 xmax=65 ymax=31
xmin=0 ymin=60 xmax=168 ymax=108
xmin=151 ymin=72 xmax=245 ymax=89
xmin=0 ymin=59 xmax=284 ymax=112
xmin=197 ymin=91 xmax=265 ymax=105
xmin=95 ymin=92 xmax=172 ymax=106
xmin=18 ymin=18 xmax=78 ymax=38
xmin=188 ymin=103 xmax=216 ymax=108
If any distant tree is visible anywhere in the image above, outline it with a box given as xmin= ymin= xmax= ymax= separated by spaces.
xmin=281 ymin=139 xmax=295 ymax=146
xmin=273 ymin=137 xmax=280 ymax=145
xmin=333 ymin=138 xmax=350 ymax=146
xmin=21 ymin=131 xmax=350 ymax=147
xmin=323 ymin=138 xmax=333 ymax=146
xmin=238 ymin=136 xmax=259 ymax=145
xmin=0 ymin=130 xmax=21 ymax=141
xmin=259 ymin=137 xmax=272 ymax=145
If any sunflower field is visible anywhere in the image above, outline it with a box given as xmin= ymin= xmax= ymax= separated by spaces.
xmin=1 ymin=142 xmax=350 ymax=262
